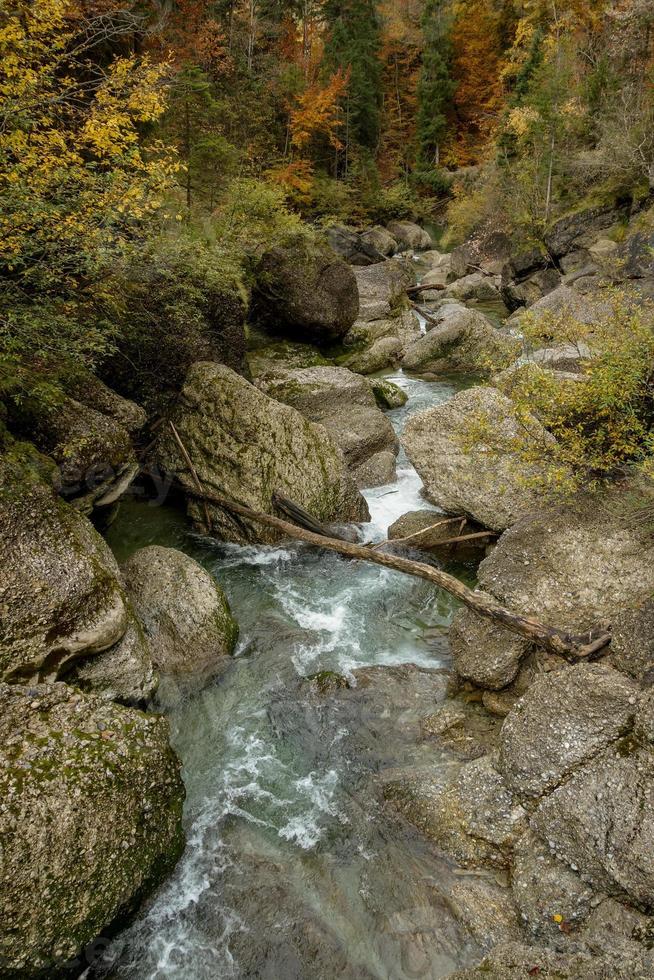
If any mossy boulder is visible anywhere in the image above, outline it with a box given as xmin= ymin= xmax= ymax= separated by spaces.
xmin=156 ymin=362 xmax=369 ymax=543
xmin=6 ymin=394 xmax=138 ymax=515
xmin=253 ymin=236 xmax=359 ymax=344
xmin=369 ymin=378 xmax=408 ymax=409
xmin=122 ymin=546 xmax=238 ymax=689
xmin=0 ymin=448 xmax=154 ymax=701
xmin=246 ymin=340 xmax=332 ymax=381
xmin=0 ymin=682 xmax=184 ymax=976
xmin=402 ymin=308 xmax=519 ymax=376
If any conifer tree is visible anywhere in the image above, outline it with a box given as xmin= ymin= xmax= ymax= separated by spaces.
xmin=415 ymin=0 xmax=455 ymax=178
xmin=322 ymin=0 xmax=382 ymax=153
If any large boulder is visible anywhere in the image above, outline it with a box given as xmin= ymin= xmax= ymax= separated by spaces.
xmin=383 ymin=756 xmax=527 ymax=870
xmin=449 ymin=479 xmax=654 ymax=690
xmin=531 ymin=743 xmax=654 ymax=907
xmin=545 ymin=204 xmax=627 ymax=258
xmin=450 ymin=231 xmax=513 ymax=279
xmin=0 ymin=682 xmax=184 ymax=977
xmin=353 ymin=260 xmax=413 ymax=322
xmin=325 ymin=224 xmax=386 ymax=266
xmin=341 ymin=309 xmax=419 ymax=374
xmin=156 ymin=362 xmax=369 ymax=543
xmin=401 ymin=309 xmax=519 ymax=376
xmin=7 ymin=394 xmax=138 ymax=514
xmin=67 ymin=371 xmax=147 ymax=435
xmin=122 ymin=546 xmax=238 ymax=686
xmin=387 ymin=220 xmax=432 ymax=251
xmin=402 ymin=386 xmax=551 ymax=531
xmin=369 ymin=378 xmax=408 ymax=409
xmin=360 ymin=225 xmax=398 ymax=256
xmin=498 ymin=664 xmax=641 ymax=803
xmin=254 ymin=237 xmax=359 ymax=344
xmin=513 ymin=283 xmax=609 ymax=326
xmin=443 ymin=272 xmax=502 ymax=303
xmin=387 ymin=510 xmax=490 ymax=561
xmin=501 ymin=267 xmax=561 ymax=310
xmin=0 ymin=447 xmax=154 ymax=701
xmin=256 ymin=365 xmax=398 ymax=482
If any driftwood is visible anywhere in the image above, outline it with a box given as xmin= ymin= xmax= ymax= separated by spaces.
xmin=407 ymin=283 xmax=445 ymax=297
xmin=183 ymin=483 xmax=611 ymax=662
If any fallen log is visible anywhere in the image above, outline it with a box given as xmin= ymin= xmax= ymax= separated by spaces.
xmin=184 ymin=483 xmax=611 ymax=662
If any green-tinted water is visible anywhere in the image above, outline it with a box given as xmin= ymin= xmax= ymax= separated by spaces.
xmin=94 ymin=372 xmax=482 ymax=980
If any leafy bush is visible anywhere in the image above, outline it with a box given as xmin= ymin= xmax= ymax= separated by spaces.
xmin=490 ymin=291 xmax=654 ymax=491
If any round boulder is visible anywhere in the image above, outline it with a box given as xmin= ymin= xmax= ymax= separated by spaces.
xmin=254 ymin=237 xmax=359 ymax=344
xmin=0 ymin=682 xmax=184 ymax=976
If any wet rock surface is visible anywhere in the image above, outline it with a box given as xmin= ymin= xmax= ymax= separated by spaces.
xmin=0 ymin=682 xmax=184 ymax=977
xmin=122 ymin=545 xmax=238 ymax=688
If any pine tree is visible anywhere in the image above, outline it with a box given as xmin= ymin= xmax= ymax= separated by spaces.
xmin=415 ymin=0 xmax=455 ymax=178
xmin=322 ymin=0 xmax=382 ymax=154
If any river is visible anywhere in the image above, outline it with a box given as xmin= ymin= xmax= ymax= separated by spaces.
xmin=92 ymin=351 xmax=483 ymax=978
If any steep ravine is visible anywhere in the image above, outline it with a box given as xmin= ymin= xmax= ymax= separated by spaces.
xmin=92 ymin=370 xmax=482 ymax=979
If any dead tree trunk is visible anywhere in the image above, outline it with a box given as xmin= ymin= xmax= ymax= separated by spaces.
xmin=184 ymin=485 xmax=611 ymax=662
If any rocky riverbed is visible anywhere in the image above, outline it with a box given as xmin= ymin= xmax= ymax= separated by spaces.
xmin=2 ymin=211 xmax=654 ymax=977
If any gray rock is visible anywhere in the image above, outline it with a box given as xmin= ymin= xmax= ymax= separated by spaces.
xmin=451 ymin=480 xmax=654 ymax=692
xmin=473 ymin=479 xmax=654 ymax=647
xmin=502 ymin=267 xmax=561 ymax=310
xmin=420 ymin=266 xmax=450 ymax=289
xmin=0 ymin=448 xmax=151 ymax=692
xmin=449 ymin=878 xmax=524 ymax=951
xmin=421 ymin=699 xmax=502 ymax=760
xmin=0 ymin=682 xmax=184 ymax=977
xmin=256 ymin=365 xmax=398 ymax=471
xmin=511 ymin=831 xmax=596 ymax=942
xmin=122 ymin=546 xmax=238 ymax=684
xmin=449 ymin=608 xmax=530 ymax=691
xmin=611 ymin=598 xmax=654 ymax=684
xmin=403 ymin=386 xmax=552 ymax=531
xmin=545 ymin=204 xmax=626 ymax=258
xmin=369 ymin=377 xmax=408 ymax=409
xmin=532 ymin=743 xmax=654 ymax=906
xmin=7 ymin=394 xmax=138 ymax=513
xmin=444 ymin=272 xmax=502 ymax=303
xmin=529 ymin=342 xmax=592 ymax=373
xmin=66 ymin=611 xmax=157 ymax=706
xmin=156 ymin=362 xmax=369 ymax=543
xmin=446 ymin=941 xmax=633 ymax=979
xmin=512 ymin=283 xmax=609 ymax=327
xmin=383 ymin=756 xmax=527 ymax=870
xmin=325 ymin=224 xmax=386 ymax=266
xmin=254 ymin=237 xmax=359 ymax=343
xmin=402 ymin=309 xmax=519 ymax=376
xmin=360 ymin=225 xmax=398 ymax=256
xmin=67 ymin=372 xmax=147 ymax=435
xmin=387 ymin=220 xmax=432 ymax=251
xmin=342 ymin=335 xmax=403 ymax=374
xmin=354 ymin=260 xmax=413 ymax=322
xmin=352 ymin=450 xmax=397 ymax=488
xmin=450 ymin=232 xmax=513 ymax=279
xmin=499 ymin=664 xmax=640 ymax=802
xmin=580 ymin=897 xmax=654 ymax=972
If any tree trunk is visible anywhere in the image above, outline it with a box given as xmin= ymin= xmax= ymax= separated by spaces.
xmin=183 ymin=484 xmax=611 ymax=662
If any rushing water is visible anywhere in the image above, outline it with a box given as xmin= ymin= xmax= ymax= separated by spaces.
xmin=93 ymin=370 xmax=481 ymax=980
